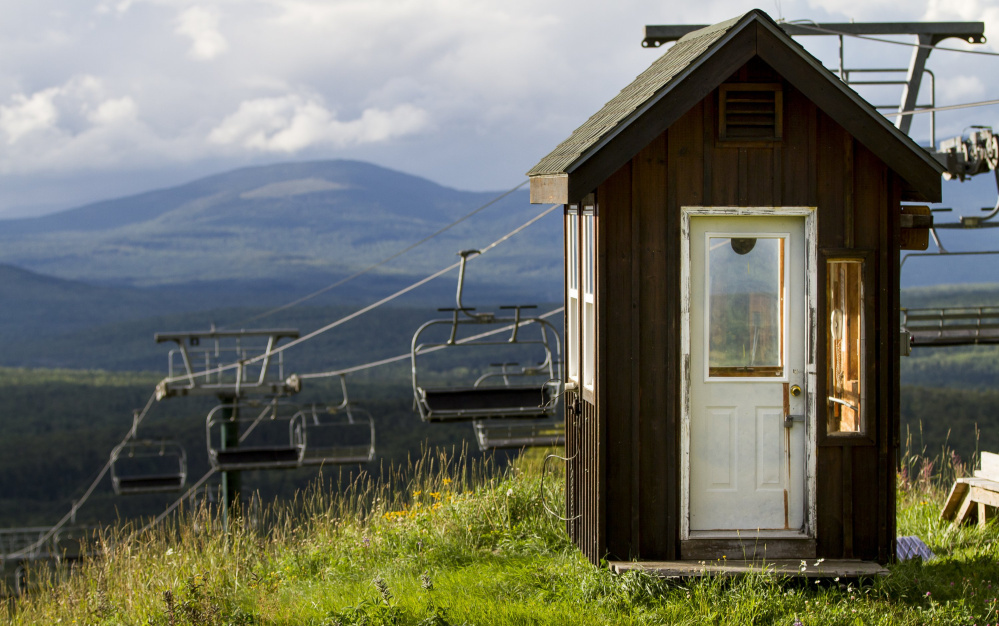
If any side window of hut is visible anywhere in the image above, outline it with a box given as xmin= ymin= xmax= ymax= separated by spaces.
xmin=827 ymin=259 xmax=864 ymax=434
xmin=582 ymin=208 xmax=596 ymax=390
xmin=566 ymin=209 xmax=580 ymax=384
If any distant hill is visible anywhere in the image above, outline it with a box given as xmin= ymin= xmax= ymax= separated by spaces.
xmin=0 ymin=160 xmax=561 ymax=296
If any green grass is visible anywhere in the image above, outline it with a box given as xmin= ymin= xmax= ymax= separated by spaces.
xmin=5 ymin=447 xmax=999 ymax=625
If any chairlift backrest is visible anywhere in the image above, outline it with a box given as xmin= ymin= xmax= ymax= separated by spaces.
xmin=902 ymin=306 xmax=999 ymax=346
xmin=472 ymin=416 xmax=566 ymax=451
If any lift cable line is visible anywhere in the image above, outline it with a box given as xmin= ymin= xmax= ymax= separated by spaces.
xmin=227 ymin=180 xmax=530 ymax=328
xmin=139 ymin=468 xmax=218 ymax=535
xmin=135 ymin=306 xmax=565 ymax=535
xmin=5 ymin=391 xmax=159 ymax=561
xmin=157 ymin=203 xmax=562 ymax=389
xmin=5 ymin=202 xmax=561 ymax=553
xmin=299 ymin=306 xmax=565 ymax=380
xmin=883 ymin=99 xmax=999 ymax=117
xmin=786 ymin=21 xmax=999 ymax=57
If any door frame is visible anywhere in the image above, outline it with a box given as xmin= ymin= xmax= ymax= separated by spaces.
xmin=679 ymin=206 xmax=818 ymax=541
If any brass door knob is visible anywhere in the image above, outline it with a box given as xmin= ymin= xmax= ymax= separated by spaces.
xmin=790 ymin=385 xmax=802 ymax=397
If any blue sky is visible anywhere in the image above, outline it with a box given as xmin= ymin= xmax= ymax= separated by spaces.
xmin=0 ymin=0 xmax=997 ymax=218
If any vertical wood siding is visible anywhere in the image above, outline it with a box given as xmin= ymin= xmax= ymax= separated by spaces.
xmin=570 ymin=56 xmax=900 ymax=563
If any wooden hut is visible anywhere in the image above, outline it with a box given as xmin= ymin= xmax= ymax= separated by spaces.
xmin=528 ymin=9 xmax=943 ymax=573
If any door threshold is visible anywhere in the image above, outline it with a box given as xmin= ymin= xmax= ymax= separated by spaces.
xmin=688 ymin=530 xmax=810 ymax=539
xmin=610 ymin=559 xmax=887 ymax=579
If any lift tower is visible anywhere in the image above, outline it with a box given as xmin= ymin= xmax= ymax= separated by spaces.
xmin=154 ymin=328 xmax=301 ymax=527
xmin=642 ymin=21 xmax=985 ymax=139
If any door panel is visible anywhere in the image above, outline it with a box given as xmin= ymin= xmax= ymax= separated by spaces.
xmin=687 ymin=214 xmax=808 ymax=533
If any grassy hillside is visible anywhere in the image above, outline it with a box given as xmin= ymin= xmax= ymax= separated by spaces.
xmin=4 ymin=448 xmax=998 ymax=624
xmin=0 ymin=368 xmax=489 ymax=528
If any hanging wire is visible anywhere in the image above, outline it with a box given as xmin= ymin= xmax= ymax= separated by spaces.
xmin=225 ymin=180 xmax=529 ymax=328
xmin=541 ymin=453 xmax=580 ymax=522
xmin=5 ymin=390 xmax=159 ymax=560
xmin=157 ymin=203 xmax=562 ymax=387
xmin=299 ymin=306 xmax=565 ymax=379
xmin=883 ymin=98 xmax=999 ymax=117
xmin=787 ymin=21 xmax=999 ymax=57
xmin=10 ymin=202 xmax=563 ymax=547
xmin=139 ymin=468 xmax=218 ymax=534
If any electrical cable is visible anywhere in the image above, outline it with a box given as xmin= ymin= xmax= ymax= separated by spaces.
xmin=5 ymin=391 xmax=159 ymax=560
xmin=226 ymin=180 xmax=529 ymax=328
xmin=299 ymin=306 xmax=565 ymax=379
xmin=137 ymin=306 xmax=566 ymax=533
xmin=12 ymin=202 xmax=562 ymax=544
xmin=138 ymin=468 xmax=218 ymax=535
xmin=158 ymin=203 xmax=562 ymax=387
xmin=787 ymin=21 xmax=999 ymax=57
xmin=882 ymin=98 xmax=999 ymax=117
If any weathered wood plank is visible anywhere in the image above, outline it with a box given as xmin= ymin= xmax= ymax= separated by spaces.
xmin=610 ymin=559 xmax=887 ymax=578
xmin=599 ymin=164 xmax=634 ymax=560
xmin=681 ymin=538 xmax=817 ymax=560
xmin=816 ymin=446 xmax=843 ymax=557
xmin=941 ymin=479 xmax=971 ymax=520
xmin=635 ymin=133 xmax=670 ymax=558
xmin=975 ymin=451 xmax=999 ymax=482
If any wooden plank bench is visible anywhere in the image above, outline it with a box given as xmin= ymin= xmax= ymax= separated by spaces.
xmin=941 ymin=451 xmax=999 ymax=527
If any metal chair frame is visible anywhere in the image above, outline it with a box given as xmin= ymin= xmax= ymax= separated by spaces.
xmin=297 ymin=375 xmax=376 ymax=465
xmin=410 ymin=250 xmax=562 ymax=422
xmin=205 ymin=400 xmax=306 ymax=471
xmin=110 ymin=439 xmax=188 ymax=495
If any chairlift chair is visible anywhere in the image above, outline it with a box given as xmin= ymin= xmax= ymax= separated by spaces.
xmin=205 ymin=400 xmax=306 ymax=471
xmin=298 ymin=404 xmax=376 ymax=465
xmin=410 ymin=250 xmax=563 ymax=423
xmin=297 ymin=374 xmax=375 ymax=465
xmin=154 ymin=328 xmax=302 ymax=400
xmin=110 ymin=440 xmax=188 ymax=495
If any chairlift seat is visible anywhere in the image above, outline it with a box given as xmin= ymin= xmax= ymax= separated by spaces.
xmin=212 ymin=446 xmax=304 ymax=471
xmin=301 ymin=446 xmax=373 ymax=465
xmin=114 ymin=474 xmax=186 ymax=494
xmin=419 ymin=385 xmax=553 ymax=422
xmin=473 ymin=418 xmax=565 ymax=451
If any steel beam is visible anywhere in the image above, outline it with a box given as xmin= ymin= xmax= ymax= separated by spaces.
xmin=642 ymin=22 xmax=985 ymax=47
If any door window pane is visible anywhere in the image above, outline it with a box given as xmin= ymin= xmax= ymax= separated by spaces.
xmin=707 ymin=236 xmax=784 ymax=377
xmin=827 ymin=259 xmax=863 ymax=434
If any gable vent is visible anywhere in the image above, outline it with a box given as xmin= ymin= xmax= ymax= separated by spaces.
xmin=719 ymin=83 xmax=783 ymax=142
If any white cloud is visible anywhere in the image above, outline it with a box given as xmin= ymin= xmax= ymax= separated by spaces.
xmin=0 ymin=88 xmax=60 ymax=144
xmin=208 ymin=94 xmax=429 ymax=152
xmin=88 ymin=96 xmax=139 ymax=125
xmin=175 ymin=6 xmax=228 ymax=60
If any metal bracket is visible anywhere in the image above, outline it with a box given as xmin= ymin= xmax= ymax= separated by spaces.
xmin=784 ymin=414 xmax=805 ymax=428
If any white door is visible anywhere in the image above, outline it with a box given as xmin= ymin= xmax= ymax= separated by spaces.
xmin=684 ymin=211 xmax=812 ymax=534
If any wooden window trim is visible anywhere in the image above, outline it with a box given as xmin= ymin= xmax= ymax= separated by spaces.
xmin=818 ymin=249 xmax=876 ymax=446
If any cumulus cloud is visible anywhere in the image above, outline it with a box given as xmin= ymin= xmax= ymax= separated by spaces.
xmin=0 ymin=76 xmax=170 ymax=174
xmin=208 ymin=94 xmax=429 ymax=152
xmin=0 ymin=89 xmax=60 ymax=144
xmin=175 ymin=6 xmax=228 ymax=60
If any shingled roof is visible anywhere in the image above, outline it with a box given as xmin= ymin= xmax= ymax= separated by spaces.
xmin=527 ymin=9 xmax=944 ymax=204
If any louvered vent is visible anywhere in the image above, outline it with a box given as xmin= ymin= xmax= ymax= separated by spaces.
xmin=719 ymin=83 xmax=783 ymax=142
